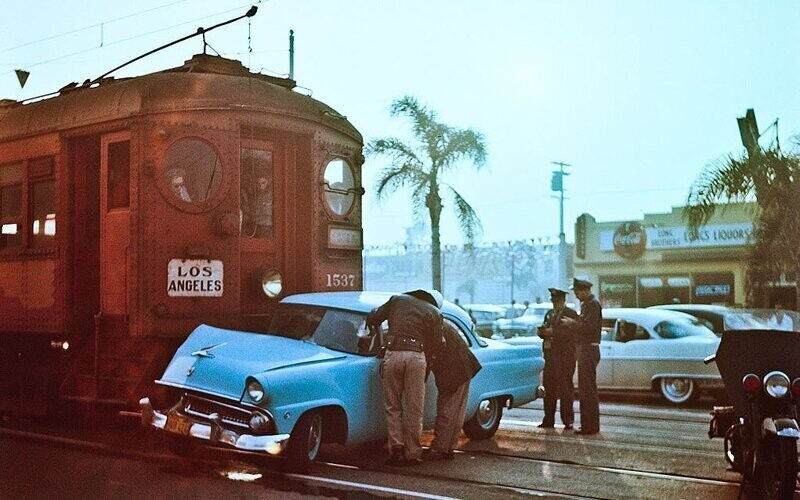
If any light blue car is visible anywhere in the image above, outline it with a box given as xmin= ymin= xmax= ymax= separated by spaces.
xmin=140 ymin=291 xmax=544 ymax=471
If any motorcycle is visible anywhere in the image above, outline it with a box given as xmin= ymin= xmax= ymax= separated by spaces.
xmin=705 ymin=309 xmax=800 ymax=500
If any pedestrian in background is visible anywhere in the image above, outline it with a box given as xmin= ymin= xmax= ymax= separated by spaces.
xmin=537 ymin=287 xmax=579 ymax=429
xmin=367 ymin=289 xmax=444 ymax=466
xmin=561 ymin=278 xmax=602 ymax=435
xmin=425 ymin=321 xmax=482 ymax=460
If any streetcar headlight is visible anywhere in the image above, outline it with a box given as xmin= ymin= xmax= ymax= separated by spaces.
xmin=764 ymin=371 xmax=790 ymax=398
xmin=247 ymin=379 xmax=265 ymax=403
xmin=260 ymin=268 xmax=283 ymax=298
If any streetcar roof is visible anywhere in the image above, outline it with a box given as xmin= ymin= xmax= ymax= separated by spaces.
xmin=0 ymin=53 xmax=360 ymax=143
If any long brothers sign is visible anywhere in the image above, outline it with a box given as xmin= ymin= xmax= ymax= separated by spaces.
xmin=167 ymin=259 xmax=223 ymax=297
xmin=600 ymin=223 xmax=754 ymax=252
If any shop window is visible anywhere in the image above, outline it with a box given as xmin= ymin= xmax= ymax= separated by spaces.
xmin=240 ymin=148 xmax=273 ymax=238
xmin=0 ymin=162 xmax=23 ymax=250
xmin=107 ymin=141 xmax=130 ymax=209
xmin=163 ymin=138 xmax=222 ymax=205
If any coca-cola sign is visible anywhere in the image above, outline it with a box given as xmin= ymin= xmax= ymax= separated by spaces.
xmin=613 ymin=222 xmax=647 ymax=259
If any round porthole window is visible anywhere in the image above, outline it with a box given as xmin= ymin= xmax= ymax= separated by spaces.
xmin=163 ymin=138 xmax=223 ymax=206
xmin=323 ymin=158 xmax=355 ymax=216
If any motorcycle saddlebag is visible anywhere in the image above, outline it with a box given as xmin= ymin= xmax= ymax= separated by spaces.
xmin=708 ymin=406 xmax=737 ymax=438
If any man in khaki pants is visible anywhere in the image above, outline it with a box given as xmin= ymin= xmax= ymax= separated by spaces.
xmin=425 ymin=321 xmax=482 ymax=460
xmin=367 ymin=289 xmax=444 ymax=466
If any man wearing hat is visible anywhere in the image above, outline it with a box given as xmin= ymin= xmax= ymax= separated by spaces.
xmin=367 ymin=289 xmax=444 ymax=466
xmin=537 ymin=287 xmax=579 ymax=429
xmin=561 ymin=278 xmax=603 ymax=435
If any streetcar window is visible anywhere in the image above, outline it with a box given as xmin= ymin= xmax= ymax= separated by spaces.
xmin=240 ymin=148 xmax=273 ymax=238
xmin=323 ymin=159 xmax=355 ymax=216
xmin=0 ymin=162 xmax=23 ymax=250
xmin=107 ymin=141 xmax=130 ymax=209
xmin=30 ymin=180 xmax=56 ymax=246
xmin=163 ymin=138 xmax=222 ymax=205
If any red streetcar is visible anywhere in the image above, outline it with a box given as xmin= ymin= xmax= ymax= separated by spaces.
xmin=0 ymin=52 xmax=364 ymax=416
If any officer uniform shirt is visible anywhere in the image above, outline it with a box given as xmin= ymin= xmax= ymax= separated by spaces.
xmin=574 ymin=294 xmax=602 ymax=344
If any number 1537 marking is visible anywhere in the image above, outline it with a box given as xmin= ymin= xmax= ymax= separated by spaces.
xmin=326 ymin=273 xmax=355 ymax=288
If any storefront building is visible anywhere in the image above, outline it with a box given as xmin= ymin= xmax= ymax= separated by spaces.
xmin=573 ymin=203 xmax=755 ymax=308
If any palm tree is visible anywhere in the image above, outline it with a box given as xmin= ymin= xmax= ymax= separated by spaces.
xmin=367 ymin=96 xmax=487 ymax=291
xmin=684 ymin=146 xmax=800 ymax=308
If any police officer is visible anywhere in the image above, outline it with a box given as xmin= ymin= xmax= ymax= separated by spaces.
xmin=537 ymin=287 xmax=579 ymax=429
xmin=367 ymin=289 xmax=444 ymax=466
xmin=561 ymin=278 xmax=602 ymax=435
xmin=425 ymin=321 xmax=482 ymax=460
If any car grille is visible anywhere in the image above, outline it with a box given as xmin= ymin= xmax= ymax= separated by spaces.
xmin=183 ymin=394 xmax=252 ymax=430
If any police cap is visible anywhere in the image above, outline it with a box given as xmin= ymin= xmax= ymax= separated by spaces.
xmin=570 ymin=278 xmax=593 ymax=291
xmin=548 ymin=287 xmax=568 ymax=299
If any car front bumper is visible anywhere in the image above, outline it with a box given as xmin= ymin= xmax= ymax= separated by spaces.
xmin=139 ymin=397 xmax=290 ymax=455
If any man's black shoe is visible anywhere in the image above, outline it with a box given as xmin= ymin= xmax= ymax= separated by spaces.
xmin=405 ymin=457 xmax=423 ymax=466
xmin=537 ymin=422 xmax=555 ymax=428
xmin=385 ymin=446 xmax=406 ymax=466
xmin=575 ymin=428 xmax=599 ymax=435
xmin=563 ymin=424 xmax=573 ymax=430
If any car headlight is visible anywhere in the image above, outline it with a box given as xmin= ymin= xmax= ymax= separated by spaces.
xmin=247 ymin=379 xmax=265 ymax=402
xmin=260 ymin=268 xmax=283 ymax=298
xmin=764 ymin=371 xmax=790 ymax=398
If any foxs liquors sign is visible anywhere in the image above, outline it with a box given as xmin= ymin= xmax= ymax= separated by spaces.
xmin=167 ymin=259 xmax=223 ymax=297
xmin=601 ymin=222 xmax=754 ymax=257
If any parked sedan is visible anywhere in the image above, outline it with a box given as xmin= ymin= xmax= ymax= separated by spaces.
xmin=492 ymin=302 xmax=578 ymax=339
xmin=491 ymin=303 xmax=551 ymax=338
xmin=463 ymin=303 xmax=507 ymax=338
xmin=649 ymin=304 xmax=766 ymax=336
xmin=498 ymin=308 xmax=721 ymax=404
xmin=140 ymin=292 xmax=544 ymax=471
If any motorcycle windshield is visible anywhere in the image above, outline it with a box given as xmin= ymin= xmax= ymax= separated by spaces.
xmin=715 ymin=329 xmax=800 ymax=416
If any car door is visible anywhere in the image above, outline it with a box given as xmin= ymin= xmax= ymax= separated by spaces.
xmin=609 ymin=318 xmax=653 ymax=390
xmin=597 ymin=320 xmax=616 ymax=387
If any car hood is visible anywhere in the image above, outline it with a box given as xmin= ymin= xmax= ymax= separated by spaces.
xmin=157 ymin=324 xmax=346 ymax=399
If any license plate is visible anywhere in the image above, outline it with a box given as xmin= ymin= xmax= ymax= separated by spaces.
xmin=165 ymin=414 xmax=192 ymax=436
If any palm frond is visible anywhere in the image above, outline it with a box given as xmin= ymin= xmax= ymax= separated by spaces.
xmin=439 ymin=128 xmax=488 ymax=171
xmin=373 ymin=163 xmax=428 ymax=200
xmin=444 ymin=184 xmax=483 ymax=244
xmin=684 ymin=154 xmax=757 ymax=236
xmin=390 ymin=96 xmax=437 ymax=145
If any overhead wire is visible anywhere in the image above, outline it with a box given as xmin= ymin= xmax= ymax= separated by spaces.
xmin=0 ymin=0 xmax=191 ymax=55
xmin=1 ymin=1 xmax=265 ymax=77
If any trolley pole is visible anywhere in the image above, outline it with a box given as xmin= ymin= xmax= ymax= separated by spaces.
xmin=551 ymin=161 xmax=571 ymax=287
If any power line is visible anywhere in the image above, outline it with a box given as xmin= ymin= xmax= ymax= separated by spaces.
xmin=0 ymin=0 xmax=191 ymax=55
xmin=1 ymin=1 xmax=265 ymax=77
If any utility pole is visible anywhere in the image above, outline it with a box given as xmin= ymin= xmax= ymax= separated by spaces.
xmin=551 ymin=161 xmax=571 ymax=287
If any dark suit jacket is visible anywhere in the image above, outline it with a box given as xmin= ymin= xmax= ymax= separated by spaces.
xmin=432 ymin=323 xmax=482 ymax=396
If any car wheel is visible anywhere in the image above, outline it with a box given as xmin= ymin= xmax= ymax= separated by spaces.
xmin=463 ymin=397 xmax=503 ymax=439
xmin=659 ymin=377 xmax=697 ymax=405
xmin=285 ymin=411 xmax=323 ymax=472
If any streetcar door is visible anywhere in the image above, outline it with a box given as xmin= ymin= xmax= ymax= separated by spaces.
xmin=239 ymin=140 xmax=284 ymax=314
xmin=99 ymin=132 xmax=131 ymax=321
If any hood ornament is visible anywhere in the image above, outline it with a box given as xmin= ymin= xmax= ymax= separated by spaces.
xmin=191 ymin=342 xmax=228 ymax=358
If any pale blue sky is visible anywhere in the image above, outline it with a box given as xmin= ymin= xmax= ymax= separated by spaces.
xmin=2 ymin=0 xmax=798 ymax=246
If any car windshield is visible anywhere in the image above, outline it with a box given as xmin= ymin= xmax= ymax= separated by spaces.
xmin=654 ymin=317 xmax=717 ymax=339
xmin=723 ymin=309 xmax=800 ymax=332
xmin=268 ymin=304 xmax=369 ymax=355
